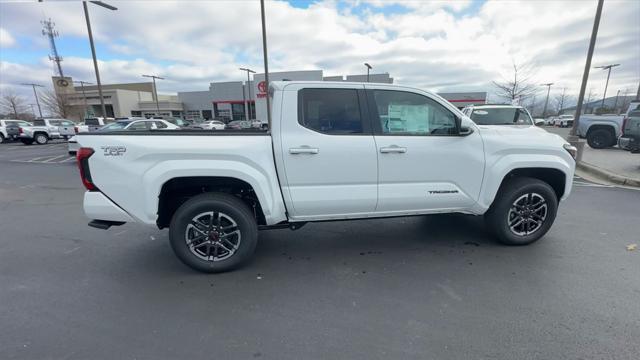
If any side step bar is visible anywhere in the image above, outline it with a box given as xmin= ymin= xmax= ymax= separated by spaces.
xmin=88 ymin=220 xmax=126 ymax=230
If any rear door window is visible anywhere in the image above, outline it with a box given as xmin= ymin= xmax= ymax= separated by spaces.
xmin=298 ymin=88 xmax=365 ymax=135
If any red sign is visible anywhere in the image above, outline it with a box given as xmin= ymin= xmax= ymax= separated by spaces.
xmin=257 ymin=81 xmax=267 ymax=94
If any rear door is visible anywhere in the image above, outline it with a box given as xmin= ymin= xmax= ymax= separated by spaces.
xmin=279 ymin=85 xmax=378 ymax=219
xmin=46 ymin=120 xmax=62 ymax=137
xmin=367 ymin=87 xmax=485 ymax=213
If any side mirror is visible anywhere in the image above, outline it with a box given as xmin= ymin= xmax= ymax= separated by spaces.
xmin=459 ymin=126 xmax=474 ymax=136
xmin=534 ymin=119 xmax=545 ymax=127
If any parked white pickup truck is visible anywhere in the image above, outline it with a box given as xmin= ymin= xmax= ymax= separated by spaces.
xmin=577 ymin=101 xmax=640 ymax=149
xmin=77 ymin=82 xmax=577 ymax=273
xmin=19 ymin=118 xmax=76 ymax=145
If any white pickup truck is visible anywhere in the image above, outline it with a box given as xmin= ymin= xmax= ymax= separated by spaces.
xmin=77 ymin=82 xmax=576 ymax=273
xmin=19 ymin=118 xmax=76 ymax=145
xmin=577 ymin=101 xmax=640 ymax=149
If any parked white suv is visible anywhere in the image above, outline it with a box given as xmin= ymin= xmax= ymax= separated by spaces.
xmin=77 ymin=82 xmax=576 ymax=273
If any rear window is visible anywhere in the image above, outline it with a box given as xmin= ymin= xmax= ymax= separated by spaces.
xmin=33 ymin=120 xmax=46 ymax=126
xmin=85 ymin=118 xmax=100 ymax=125
xmin=298 ymin=88 xmax=363 ymax=134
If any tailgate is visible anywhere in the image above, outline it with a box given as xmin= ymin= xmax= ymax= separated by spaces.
xmin=6 ymin=125 xmax=20 ymax=136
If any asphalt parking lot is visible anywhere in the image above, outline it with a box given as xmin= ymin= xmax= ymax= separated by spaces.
xmin=1 ymin=140 xmax=639 ymax=360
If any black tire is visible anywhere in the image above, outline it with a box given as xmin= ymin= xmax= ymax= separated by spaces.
xmin=34 ymin=133 xmax=49 ymax=145
xmin=485 ymin=177 xmax=558 ymax=246
xmin=0 ymin=134 xmax=4 ymax=144
xmin=20 ymin=139 xmax=34 ymax=145
xmin=587 ymin=128 xmax=614 ymax=149
xmin=169 ymin=192 xmax=258 ymax=273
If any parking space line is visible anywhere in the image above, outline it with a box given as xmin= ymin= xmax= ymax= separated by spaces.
xmin=61 ymin=157 xmax=76 ymax=163
xmin=42 ymin=154 xmax=68 ymax=163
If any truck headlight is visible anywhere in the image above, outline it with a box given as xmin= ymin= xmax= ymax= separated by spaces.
xmin=563 ymin=143 xmax=577 ymax=160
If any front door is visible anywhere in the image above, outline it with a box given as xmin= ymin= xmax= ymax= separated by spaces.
xmin=367 ymin=88 xmax=485 ymax=213
xmin=279 ymin=86 xmax=378 ymax=219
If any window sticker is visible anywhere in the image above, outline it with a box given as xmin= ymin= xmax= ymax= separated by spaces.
xmin=386 ymin=104 xmax=429 ymax=133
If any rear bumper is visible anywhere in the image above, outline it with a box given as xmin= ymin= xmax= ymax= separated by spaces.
xmin=83 ymin=191 xmax=134 ymax=223
xmin=618 ymin=136 xmax=631 ymax=150
xmin=68 ymin=140 xmax=80 ymax=154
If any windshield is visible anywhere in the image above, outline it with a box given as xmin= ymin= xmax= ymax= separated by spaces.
xmin=99 ymin=122 xmax=130 ymax=131
xmin=470 ymin=108 xmax=532 ymax=125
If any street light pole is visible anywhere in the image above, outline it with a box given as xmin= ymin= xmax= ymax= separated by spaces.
xmin=570 ymin=0 xmax=604 ymax=162
xmin=73 ymin=80 xmax=92 ymax=118
xmin=541 ymin=83 xmax=553 ymax=118
xmin=142 ymin=75 xmax=164 ymax=114
xmin=240 ymin=68 xmax=256 ymax=120
xmin=364 ymin=63 xmax=372 ymax=82
xmin=613 ymin=89 xmax=620 ymax=113
xmin=82 ymin=1 xmax=117 ymax=118
xmin=260 ymin=0 xmax=271 ymax=130
xmin=594 ymin=63 xmax=620 ymax=110
xmin=21 ymin=83 xmax=44 ymax=118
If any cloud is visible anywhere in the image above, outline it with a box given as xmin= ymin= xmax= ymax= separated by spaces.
xmin=0 ymin=28 xmax=16 ymax=47
xmin=0 ymin=0 xmax=638 ymax=102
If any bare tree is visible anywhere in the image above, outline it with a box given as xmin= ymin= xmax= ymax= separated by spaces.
xmin=1 ymin=90 xmax=28 ymax=118
xmin=583 ymin=88 xmax=597 ymax=114
xmin=554 ymin=88 xmax=568 ymax=115
xmin=40 ymin=89 xmax=78 ymax=119
xmin=492 ymin=61 xmax=538 ymax=103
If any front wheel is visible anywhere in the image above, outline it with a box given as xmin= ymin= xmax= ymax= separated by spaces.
xmin=169 ymin=193 xmax=258 ymax=273
xmin=485 ymin=177 xmax=558 ymax=246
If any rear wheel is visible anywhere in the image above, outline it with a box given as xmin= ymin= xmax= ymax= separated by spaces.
xmin=485 ymin=177 xmax=558 ymax=246
xmin=20 ymin=139 xmax=34 ymax=145
xmin=587 ymin=128 xmax=614 ymax=149
xmin=169 ymin=193 xmax=258 ymax=273
xmin=34 ymin=133 xmax=49 ymax=145
xmin=0 ymin=134 xmax=4 ymax=144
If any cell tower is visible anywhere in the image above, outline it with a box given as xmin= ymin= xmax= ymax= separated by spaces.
xmin=42 ymin=18 xmax=64 ymax=77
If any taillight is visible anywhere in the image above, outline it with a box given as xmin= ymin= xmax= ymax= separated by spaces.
xmin=621 ymin=117 xmax=628 ymax=136
xmin=18 ymin=127 xmax=23 ymax=134
xmin=77 ymin=147 xmax=97 ymax=191
xmin=74 ymin=126 xmax=79 ymax=134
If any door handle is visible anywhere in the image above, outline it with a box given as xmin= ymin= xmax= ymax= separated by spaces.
xmin=380 ymin=146 xmax=407 ymax=154
xmin=289 ymin=146 xmax=319 ymax=155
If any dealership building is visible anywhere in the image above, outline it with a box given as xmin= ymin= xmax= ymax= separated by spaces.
xmin=53 ymin=71 xmax=486 ymax=121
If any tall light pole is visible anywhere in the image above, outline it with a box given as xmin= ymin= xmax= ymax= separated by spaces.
xmin=541 ymin=83 xmax=553 ymax=118
xmin=240 ymin=67 xmax=256 ymax=120
xmin=260 ymin=0 xmax=271 ymax=130
xmin=73 ymin=80 xmax=92 ymax=118
xmin=142 ymin=74 xmax=164 ymax=114
xmin=83 ymin=1 xmax=117 ymax=118
xmin=594 ymin=63 xmax=620 ymax=110
xmin=570 ymin=0 xmax=604 ymax=161
xmin=21 ymin=83 xmax=44 ymax=118
xmin=364 ymin=63 xmax=372 ymax=82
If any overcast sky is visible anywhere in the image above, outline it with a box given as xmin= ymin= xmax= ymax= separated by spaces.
xmin=1 ymin=0 xmax=638 ymax=102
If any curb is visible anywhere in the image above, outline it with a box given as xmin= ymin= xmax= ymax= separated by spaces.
xmin=576 ymin=161 xmax=640 ymax=188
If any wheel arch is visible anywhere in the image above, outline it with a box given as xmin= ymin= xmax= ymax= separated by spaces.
xmin=157 ymin=176 xmax=266 ymax=229
xmin=478 ymin=157 xmax=573 ymax=212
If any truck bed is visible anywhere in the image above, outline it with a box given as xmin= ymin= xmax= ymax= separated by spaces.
xmin=76 ymin=130 xmax=287 ymax=226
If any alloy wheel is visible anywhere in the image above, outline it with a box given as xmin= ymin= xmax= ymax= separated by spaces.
xmin=184 ymin=211 xmax=241 ymax=262
xmin=507 ymin=193 xmax=548 ymax=236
